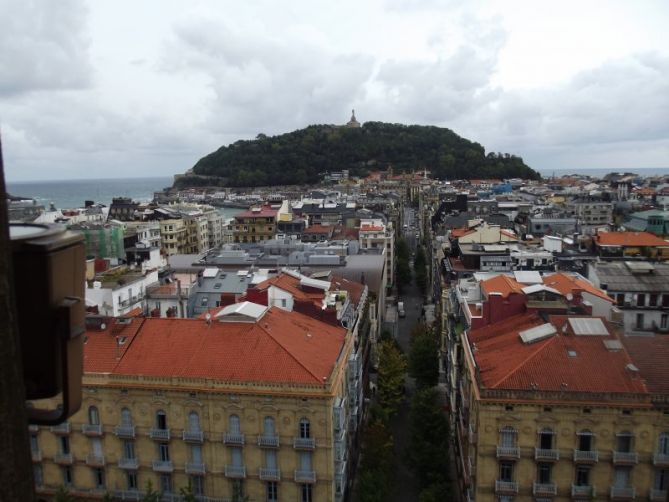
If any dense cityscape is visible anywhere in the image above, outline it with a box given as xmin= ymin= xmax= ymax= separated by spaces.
xmin=6 ymin=155 xmax=669 ymax=501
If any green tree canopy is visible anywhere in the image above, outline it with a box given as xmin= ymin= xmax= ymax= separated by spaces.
xmin=408 ymin=324 xmax=440 ymax=389
xmin=377 ymin=340 xmax=407 ymax=417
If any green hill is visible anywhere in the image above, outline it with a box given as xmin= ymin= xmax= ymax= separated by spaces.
xmin=179 ymin=122 xmax=539 ymax=187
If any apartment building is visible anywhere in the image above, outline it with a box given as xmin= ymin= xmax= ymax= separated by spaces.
xmin=160 ymin=219 xmax=190 ymax=256
xmin=565 ymin=199 xmax=613 ymax=233
xmin=593 ymin=232 xmax=669 ymax=261
xmin=233 ymin=206 xmax=278 ymax=243
xmin=85 ymin=268 xmax=159 ymax=317
xmin=358 ymin=219 xmax=394 ymax=288
xmin=32 ymin=303 xmax=360 ymax=502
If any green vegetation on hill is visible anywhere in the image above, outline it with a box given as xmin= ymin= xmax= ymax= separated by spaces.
xmin=183 ymin=122 xmax=539 ymax=187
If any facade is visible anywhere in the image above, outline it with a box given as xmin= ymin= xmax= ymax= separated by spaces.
xmin=624 ymin=210 xmax=669 ymax=238
xmin=358 ymin=219 xmax=394 ymax=288
xmin=593 ymin=232 xmax=669 ymax=261
xmin=32 ymin=304 xmax=361 ymax=502
xmin=86 ymin=269 xmax=159 ymax=317
xmin=233 ymin=206 xmax=278 ymax=243
xmin=160 ymin=219 xmax=190 ymax=256
xmin=565 ymin=199 xmax=613 ymax=232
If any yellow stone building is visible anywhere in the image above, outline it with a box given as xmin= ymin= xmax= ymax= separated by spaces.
xmin=31 ymin=301 xmax=362 ymax=502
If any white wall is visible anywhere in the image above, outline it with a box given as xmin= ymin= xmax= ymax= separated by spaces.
xmin=268 ymin=286 xmax=294 ymax=311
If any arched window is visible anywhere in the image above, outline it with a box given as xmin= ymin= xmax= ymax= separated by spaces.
xmin=229 ymin=414 xmax=240 ymax=434
xmin=499 ymin=426 xmax=517 ymax=447
xmin=188 ymin=412 xmax=201 ymax=432
xmin=659 ymin=433 xmax=669 ymax=454
xmin=156 ymin=410 xmax=167 ymax=430
xmin=263 ymin=416 xmax=276 ymax=436
xmin=299 ymin=418 xmax=310 ymax=439
xmin=88 ymin=406 xmax=100 ymax=425
xmin=120 ymin=408 xmax=132 ymax=426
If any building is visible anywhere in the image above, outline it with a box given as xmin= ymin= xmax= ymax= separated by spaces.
xmin=455 ymin=312 xmax=669 ymax=502
xmin=233 ymin=206 xmax=278 ymax=243
xmin=108 ymin=197 xmax=139 ymax=222
xmin=565 ymin=199 xmax=613 ymax=233
xmin=160 ymin=219 xmax=190 ymax=256
xmin=593 ymin=231 xmax=669 ymax=261
xmin=85 ymin=268 xmax=159 ymax=317
xmin=32 ymin=303 xmax=360 ymax=502
xmin=358 ymin=219 xmax=394 ymax=289
xmin=624 ymin=210 xmax=669 ymax=238
xmin=588 ymin=261 xmax=669 ymax=334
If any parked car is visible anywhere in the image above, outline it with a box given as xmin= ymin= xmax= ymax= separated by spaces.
xmin=398 ymin=301 xmax=405 ymax=318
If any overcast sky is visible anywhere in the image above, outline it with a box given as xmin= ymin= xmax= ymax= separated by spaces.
xmin=2 ymin=0 xmax=668 ymax=181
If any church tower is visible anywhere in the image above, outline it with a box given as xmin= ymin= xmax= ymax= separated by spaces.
xmin=346 ymin=109 xmax=361 ymax=128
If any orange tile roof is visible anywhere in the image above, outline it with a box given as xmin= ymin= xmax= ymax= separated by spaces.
xmin=254 ymin=274 xmax=324 ymax=305
xmin=84 ymin=318 xmax=144 ymax=373
xmin=330 ymin=275 xmax=366 ymax=308
xmin=360 ymin=224 xmax=384 ymax=232
xmin=85 ymin=307 xmax=346 ymax=385
xmin=622 ymin=335 xmax=669 ymax=394
xmin=481 ymin=275 xmax=524 ymax=298
xmin=470 ymin=314 xmax=648 ymax=394
xmin=303 ymin=224 xmax=334 ymax=234
xmin=123 ymin=307 xmax=144 ymax=318
xmin=451 ymin=228 xmax=475 ymax=239
xmin=543 ymin=273 xmax=614 ymax=304
xmin=595 ymin=231 xmax=669 ymax=247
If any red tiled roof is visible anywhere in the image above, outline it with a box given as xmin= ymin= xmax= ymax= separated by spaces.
xmin=235 ymin=206 xmax=277 ymax=218
xmin=84 ymin=318 xmax=144 ymax=373
xmin=303 ymin=224 xmax=334 ymax=234
xmin=595 ymin=231 xmax=669 ymax=247
xmin=622 ymin=335 xmax=669 ymax=394
xmin=85 ymin=307 xmax=346 ymax=385
xmin=330 ymin=275 xmax=365 ymax=308
xmin=360 ymin=224 xmax=384 ymax=232
xmin=451 ymin=228 xmax=475 ymax=239
xmin=481 ymin=275 xmax=524 ymax=298
xmin=254 ymin=273 xmax=325 ymax=306
xmin=470 ymin=314 xmax=648 ymax=394
xmin=543 ymin=273 xmax=614 ymax=303
xmin=123 ymin=307 xmax=143 ymax=318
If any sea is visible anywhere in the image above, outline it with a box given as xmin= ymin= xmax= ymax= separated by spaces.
xmin=5 ymin=176 xmax=243 ymax=219
xmin=537 ymin=167 xmax=669 ymax=178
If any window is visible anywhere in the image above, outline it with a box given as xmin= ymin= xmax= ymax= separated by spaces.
xmin=263 ymin=416 xmax=276 ymax=436
xmin=91 ymin=438 xmax=103 ymax=458
xmin=299 ymin=418 xmax=311 ymax=439
xmin=123 ymin=441 xmax=135 ymax=460
xmin=577 ymin=430 xmax=594 ymax=451
xmin=60 ymin=436 xmax=70 ymax=455
xmin=88 ymin=406 xmax=100 ymax=425
xmin=537 ymin=462 xmax=552 ymax=484
xmin=159 ymin=443 xmax=170 ymax=462
xmin=93 ymin=467 xmax=105 ymax=489
xmin=62 ymin=466 xmax=73 ymax=486
xmin=126 ymin=471 xmax=137 ymax=490
xmin=33 ymin=465 xmax=43 ymax=486
xmin=266 ymin=481 xmax=278 ymax=502
xmin=499 ymin=460 xmax=514 ymax=482
xmin=616 ymin=293 xmax=625 ymax=306
xmin=636 ymin=313 xmax=644 ymax=329
xmin=538 ymin=428 xmax=554 ymax=449
xmin=265 ymin=449 xmax=277 ymax=470
xmin=662 ymin=314 xmax=668 ymax=330
xmin=614 ymin=467 xmax=631 ymax=488
xmin=659 ymin=433 xmax=669 ymax=455
xmin=229 ymin=414 xmax=241 ymax=434
xmin=637 ymin=294 xmax=646 ymax=307
xmin=156 ymin=410 xmax=167 ymax=430
xmin=575 ymin=465 xmax=591 ymax=486
xmin=188 ymin=412 xmax=201 ymax=432
xmin=30 ymin=434 xmax=39 ymax=453
xmin=232 ymin=480 xmax=245 ymax=499
xmin=160 ymin=474 xmax=172 ymax=494
xmin=655 ymin=469 xmax=669 ymax=491
xmin=121 ymin=407 xmax=133 ymax=426
xmin=500 ymin=426 xmax=517 ymax=447
xmin=300 ymin=483 xmax=313 ymax=502
xmin=191 ymin=475 xmax=204 ymax=496
xmin=191 ymin=445 xmax=203 ymax=464
xmin=650 ymin=294 xmax=659 ymax=307
xmin=231 ymin=447 xmax=243 ymax=467
xmin=299 ymin=451 xmax=313 ymax=471
xmin=616 ymin=432 xmax=633 ymax=453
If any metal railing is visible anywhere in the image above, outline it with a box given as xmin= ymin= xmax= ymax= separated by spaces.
xmin=182 ymin=430 xmax=204 ymax=443
xmin=50 ymin=422 xmax=71 ymax=434
xmin=31 ymin=450 xmax=42 ymax=462
xmin=534 ymin=447 xmax=559 ymax=461
xmin=257 ymin=434 xmax=280 ymax=448
xmin=573 ymin=449 xmax=599 ymax=462
xmin=224 ymin=465 xmax=246 ymax=478
xmin=650 ymin=489 xmax=668 ymax=501
xmin=150 ymin=428 xmax=171 ymax=441
xmin=293 ymin=437 xmax=316 ymax=449
xmin=86 ymin=454 xmax=105 ymax=466
xmin=115 ymin=425 xmax=136 ymax=438
xmin=610 ymin=486 xmax=635 ymax=499
xmin=152 ymin=460 xmax=174 ymax=472
xmin=496 ymin=445 xmax=520 ymax=459
xmin=185 ymin=462 xmax=206 ymax=474
xmin=533 ymin=482 xmax=557 ymax=495
xmin=54 ymin=453 xmax=73 ymax=464
xmin=494 ymin=480 xmax=518 ymax=494
xmin=82 ymin=424 xmax=103 ymax=436
xmin=571 ymin=484 xmax=595 ymax=497
xmin=294 ymin=469 xmax=316 ymax=483
xmin=612 ymin=450 xmax=638 ymax=464
xmin=654 ymin=453 xmax=669 ymax=466
xmin=223 ymin=432 xmax=245 ymax=445
xmin=258 ymin=467 xmax=281 ymax=481
xmin=118 ymin=457 xmax=139 ymax=470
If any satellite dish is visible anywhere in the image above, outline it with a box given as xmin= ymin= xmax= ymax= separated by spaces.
xmin=205 ymin=313 xmax=212 ymax=322
xmin=566 ymin=293 xmax=573 ymax=301
xmin=100 ymin=323 xmax=107 ymax=330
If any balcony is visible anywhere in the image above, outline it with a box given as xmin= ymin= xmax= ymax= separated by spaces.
xmin=182 ymin=430 xmax=204 ymax=443
xmin=610 ymin=486 xmax=635 ymax=500
xmin=257 ymin=434 xmax=280 ymax=448
xmin=118 ymin=457 xmax=139 ymax=470
xmin=571 ymin=484 xmax=595 ymax=498
xmin=293 ymin=437 xmax=316 ymax=450
xmin=185 ymin=462 xmax=206 ymax=474
xmin=28 ymin=424 xmax=40 ymax=433
xmin=115 ymin=490 xmax=142 ymax=501
xmin=82 ymin=424 xmax=103 ymax=436
xmin=31 ymin=450 xmax=42 ymax=462
xmin=535 ymin=447 xmax=560 ymax=461
xmin=86 ymin=454 xmax=106 ymax=467
xmin=54 ymin=453 xmax=73 ymax=464
xmin=573 ymin=449 xmax=598 ymax=463
xmin=495 ymin=480 xmax=518 ymax=494
xmin=224 ymin=465 xmax=246 ymax=478
xmin=654 ymin=453 xmax=669 ymax=466
xmin=612 ymin=450 xmax=638 ymax=464
xmin=294 ymin=469 xmax=316 ymax=483
xmin=223 ymin=432 xmax=245 ymax=445
xmin=650 ymin=489 xmax=668 ymax=501
xmin=50 ymin=422 xmax=71 ymax=434
xmin=496 ymin=445 xmax=520 ymax=459
xmin=259 ymin=467 xmax=281 ymax=481
xmin=533 ymin=482 xmax=557 ymax=496
xmin=150 ymin=428 xmax=171 ymax=441
xmin=115 ymin=425 xmax=136 ymax=438
xmin=152 ymin=460 xmax=174 ymax=472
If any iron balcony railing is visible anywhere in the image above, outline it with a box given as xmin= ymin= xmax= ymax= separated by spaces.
xmin=115 ymin=425 xmax=136 ymax=438
xmin=223 ymin=432 xmax=245 ymax=445
xmin=610 ymin=486 xmax=635 ymax=499
xmin=573 ymin=449 xmax=599 ymax=462
xmin=182 ymin=430 xmax=204 ymax=443
xmin=495 ymin=480 xmax=518 ymax=494
xmin=258 ymin=467 xmax=281 ymax=481
xmin=293 ymin=437 xmax=316 ymax=450
xmin=150 ymin=428 xmax=171 ymax=441
xmin=185 ymin=462 xmax=206 ymax=475
xmin=86 ymin=454 xmax=106 ymax=467
xmin=612 ymin=450 xmax=638 ymax=464
xmin=118 ymin=457 xmax=139 ymax=470
xmin=534 ymin=448 xmax=559 ymax=461
xmin=152 ymin=460 xmax=174 ymax=472
xmin=294 ymin=469 xmax=316 ymax=483
xmin=571 ymin=484 xmax=595 ymax=498
xmin=224 ymin=465 xmax=246 ymax=478
xmin=533 ymin=482 xmax=557 ymax=496
xmin=496 ymin=445 xmax=520 ymax=459
xmin=257 ymin=434 xmax=279 ymax=448
xmin=650 ymin=489 xmax=668 ymax=501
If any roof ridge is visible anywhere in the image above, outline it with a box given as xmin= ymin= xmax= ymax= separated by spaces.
xmin=257 ymin=310 xmax=325 ymax=384
xmin=110 ymin=317 xmax=146 ymax=371
xmin=489 ymin=328 xmax=558 ymax=388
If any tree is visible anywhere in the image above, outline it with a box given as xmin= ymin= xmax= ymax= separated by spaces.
xmin=356 ymin=420 xmax=395 ymax=502
xmin=377 ymin=340 xmax=407 ymax=417
xmin=408 ymin=324 xmax=440 ymax=389
xmin=414 ymin=245 xmax=428 ymax=294
xmin=179 ymin=480 xmax=197 ymax=502
xmin=408 ymin=387 xmax=451 ymax=490
xmin=232 ymin=480 xmax=250 ymax=502
xmin=102 ymin=493 xmax=114 ymax=502
xmin=54 ymin=486 xmax=75 ymax=502
xmin=142 ymin=480 xmax=160 ymax=502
